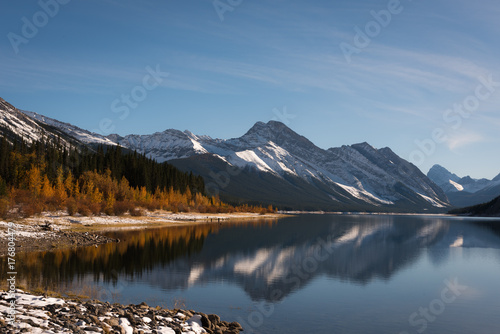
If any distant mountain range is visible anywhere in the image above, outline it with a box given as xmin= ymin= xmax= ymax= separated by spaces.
xmin=0 ymin=97 xmax=458 ymax=212
xmin=428 ymin=164 xmax=500 ymax=207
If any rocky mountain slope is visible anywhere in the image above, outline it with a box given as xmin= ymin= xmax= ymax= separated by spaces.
xmin=22 ymin=109 xmax=117 ymax=147
xmin=0 ymin=97 xmax=78 ymax=148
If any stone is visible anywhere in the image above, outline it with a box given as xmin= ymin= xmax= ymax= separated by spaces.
xmin=201 ymin=313 xmax=212 ymax=329
xmin=106 ymin=317 xmax=120 ymax=327
xmin=0 ymin=291 xmax=242 ymax=334
xmin=126 ymin=311 xmax=137 ymax=326
xmin=223 ymin=330 xmax=241 ymax=334
xmin=89 ymin=314 xmax=100 ymax=325
xmin=208 ymin=314 xmax=221 ymax=324
xmin=85 ymin=326 xmax=101 ymax=332
xmin=229 ymin=321 xmax=243 ymax=330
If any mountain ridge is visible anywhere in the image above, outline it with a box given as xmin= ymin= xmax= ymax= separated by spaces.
xmin=1 ymin=97 xmax=451 ymax=212
xmin=0 ymin=97 xmax=82 ymax=149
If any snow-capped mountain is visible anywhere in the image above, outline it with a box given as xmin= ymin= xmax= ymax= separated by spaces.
xmin=1 ymin=97 xmax=450 ymax=211
xmin=428 ymin=164 xmax=500 ymax=207
xmin=110 ymin=121 xmax=449 ymax=211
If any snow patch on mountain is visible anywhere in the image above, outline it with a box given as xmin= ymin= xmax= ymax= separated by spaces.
xmin=335 ymin=183 xmax=395 ymax=206
xmin=232 ymin=150 xmax=275 ymax=174
xmin=416 ymin=193 xmax=446 ymax=208
xmin=449 ymin=180 xmax=464 ymax=191
xmin=190 ymin=138 xmax=208 ymax=154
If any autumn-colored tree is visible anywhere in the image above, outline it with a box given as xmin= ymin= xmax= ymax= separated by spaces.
xmin=64 ymin=172 xmax=74 ymax=197
xmin=41 ymin=175 xmax=55 ymax=199
xmin=27 ymin=166 xmax=42 ymax=198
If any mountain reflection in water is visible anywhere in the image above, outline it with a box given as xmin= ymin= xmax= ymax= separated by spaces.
xmin=5 ymin=215 xmax=500 ymax=303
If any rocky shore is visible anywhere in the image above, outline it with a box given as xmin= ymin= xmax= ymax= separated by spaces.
xmin=0 ymin=290 xmax=243 ymax=334
xmin=0 ymin=222 xmax=118 ymax=256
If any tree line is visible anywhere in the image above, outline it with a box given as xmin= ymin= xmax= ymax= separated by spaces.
xmin=0 ymin=136 xmax=274 ymax=218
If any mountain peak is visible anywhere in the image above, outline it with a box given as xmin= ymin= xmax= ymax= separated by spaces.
xmin=241 ymin=121 xmax=318 ymax=152
xmin=243 ymin=120 xmax=293 ymax=142
xmin=351 ymin=142 xmax=377 ymax=152
xmin=429 ymin=164 xmax=447 ymax=172
xmin=245 ymin=120 xmax=288 ymax=135
xmin=427 ymin=164 xmax=461 ymax=185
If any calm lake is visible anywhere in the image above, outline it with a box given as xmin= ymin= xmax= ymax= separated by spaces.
xmin=9 ymin=214 xmax=500 ymax=333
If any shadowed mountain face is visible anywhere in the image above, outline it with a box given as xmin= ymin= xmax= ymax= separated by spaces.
xmin=9 ymin=215 xmax=500 ymax=302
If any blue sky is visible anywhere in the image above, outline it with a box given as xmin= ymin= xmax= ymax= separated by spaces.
xmin=1 ymin=0 xmax=499 ymax=179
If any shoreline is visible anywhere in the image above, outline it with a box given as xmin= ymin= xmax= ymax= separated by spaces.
xmin=0 ymin=289 xmax=242 ymax=334
xmin=0 ymin=211 xmax=279 ymax=332
xmin=0 ymin=210 xmax=285 ymax=256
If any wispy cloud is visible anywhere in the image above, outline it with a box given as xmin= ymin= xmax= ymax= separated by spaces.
xmin=446 ymin=132 xmax=486 ymax=151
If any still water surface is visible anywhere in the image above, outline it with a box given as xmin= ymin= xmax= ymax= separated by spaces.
xmin=10 ymin=214 xmax=500 ymax=333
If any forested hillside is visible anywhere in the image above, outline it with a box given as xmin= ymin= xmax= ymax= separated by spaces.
xmin=0 ymin=136 xmax=273 ymax=218
xmin=449 ymin=195 xmax=500 ymax=217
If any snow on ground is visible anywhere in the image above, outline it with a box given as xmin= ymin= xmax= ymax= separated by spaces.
xmin=13 ymin=210 xmax=275 ymax=230
xmin=0 ymin=211 xmax=279 ymax=252
xmin=0 ymin=290 xmax=214 ymax=334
